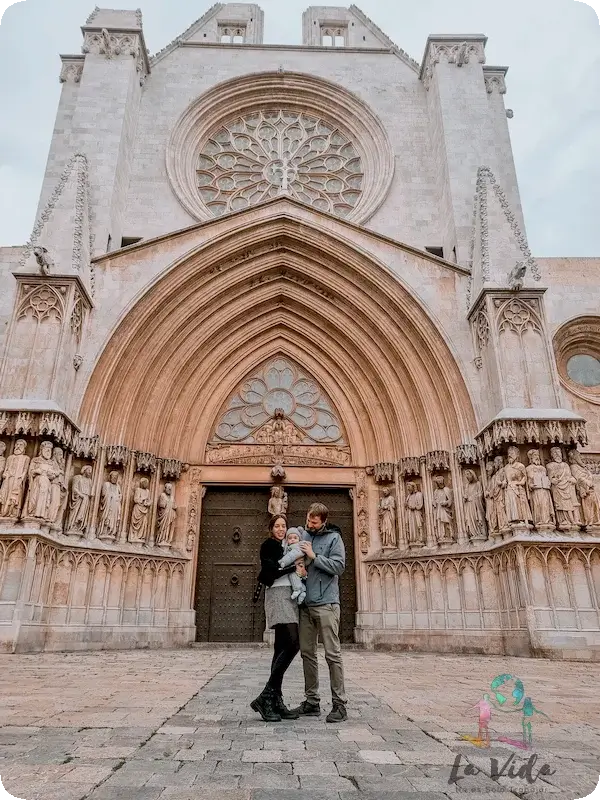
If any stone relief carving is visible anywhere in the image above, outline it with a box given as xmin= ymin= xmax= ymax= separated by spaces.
xmin=485 ymin=74 xmax=507 ymax=94
xmin=378 ymin=487 xmax=396 ymax=549
xmin=162 ymin=459 xmax=183 ymax=480
xmin=466 ymin=167 xmax=541 ymax=308
xmin=568 ymin=450 xmax=600 ymax=528
xmin=73 ymin=354 xmax=84 ymax=371
xmin=0 ymin=440 xmax=30 ymax=520
xmin=399 ymin=457 xmax=421 ymax=477
xmin=17 ymin=284 xmax=65 ymax=324
xmin=422 ymin=40 xmax=486 ymax=90
xmin=106 ymin=445 xmax=130 ymax=467
xmin=66 ymin=466 xmax=93 ymax=536
xmin=72 ymin=434 xmax=99 ymax=460
xmin=33 ymin=247 xmax=54 ymax=275
xmin=504 ymin=446 xmax=532 ymax=526
xmin=477 ymin=417 xmax=588 ymax=457
xmin=473 ymin=308 xmax=490 ymax=353
xmin=23 ymin=441 xmax=60 ymax=524
xmin=156 ymin=483 xmax=177 ymax=547
xmin=490 ymin=456 xmax=509 ymax=534
xmin=497 ymin=298 xmax=543 ymax=337
xmin=255 ymin=410 xmax=304 ymax=446
xmin=508 ymin=261 xmax=526 ymax=291
xmin=405 ymin=481 xmax=425 ymax=548
xmin=0 ymin=443 xmax=5 ymax=485
xmin=59 ymin=61 xmax=84 ymax=84
xmin=70 ymin=294 xmax=84 ymax=344
xmin=546 ymin=447 xmax=581 ymax=531
xmin=353 ymin=470 xmax=370 ymax=555
xmin=374 ymin=462 xmax=395 ymax=483
xmin=463 ymin=469 xmax=487 ymax=541
xmin=432 ymin=475 xmax=454 ymax=544
xmin=97 ymin=471 xmax=122 ymax=541
xmin=196 ymin=110 xmax=363 ymax=219
xmin=128 ymin=477 xmax=151 ymax=544
xmin=135 ymin=451 xmax=157 ymax=473
xmin=48 ymin=446 xmax=68 ymax=532
xmin=268 ymin=485 xmax=288 ymax=517
xmin=426 ymin=451 xmax=450 ymax=472
xmin=20 ymin=153 xmax=95 ymax=294
xmin=526 ymin=450 xmax=555 ymax=531
xmin=456 ymin=444 xmax=479 ymax=465
xmin=186 ymin=468 xmax=203 ymax=553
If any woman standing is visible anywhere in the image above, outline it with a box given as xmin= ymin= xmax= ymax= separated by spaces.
xmin=251 ymin=514 xmax=305 ymax=722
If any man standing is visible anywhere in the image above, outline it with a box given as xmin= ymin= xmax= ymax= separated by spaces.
xmin=293 ymin=502 xmax=347 ymax=722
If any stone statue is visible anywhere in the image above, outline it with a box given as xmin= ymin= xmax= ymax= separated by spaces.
xmin=526 ymin=450 xmax=555 ymax=530
xmin=432 ymin=475 xmax=454 ymax=543
xmin=24 ymin=441 xmax=59 ymax=523
xmin=508 ymin=261 xmax=526 ymax=291
xmin=491 ymin=456 xmax=509 ymax=533
xmin=33 ymin=246 xmax=54 ymax=275
xmin=378 ymin=487 xmax=396 ymax=548
xmin=48 ymin=446 xmax=68 ymax=532
xmin=156 ymin=482 xmax=177 ymax=547
xmin=129 ymin=477 xmax=151 ymax=544
xmin=484 ymin=462 xmax=497 ymax=534
xmin=405 ymin=481 xmax=425 ymax=547
xmin=98 ymin=471 xmax=122 ymax=541
xmin=546 ymin=447 xmax=581 ymax=530
xmin=268 ymin=485 xmax=288 ymax=517
xmin=0 ymin=439 xmax=30 ymax=520
xmin=463 ymin=469 xmax=487 ymax=541
xmin=504 ymin=446 xmax=532 ymax=525
xmin=568 ymin=450 xmax=600 ymax=528
xmin=66 ymin=465 xmax=93 ymax=535
xmin=0 ymin=442 xmax=6 ymax=484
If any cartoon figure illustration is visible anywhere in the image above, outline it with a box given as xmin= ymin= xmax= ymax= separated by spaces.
xmin=463 ymin=674 xmax=549 ymax=751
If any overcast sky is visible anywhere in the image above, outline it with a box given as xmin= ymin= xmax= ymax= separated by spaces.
xmin=0 ymin=0 xmax=598 ymax=256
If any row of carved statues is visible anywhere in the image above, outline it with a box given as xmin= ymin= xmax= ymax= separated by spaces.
xmin=0 ymin=440 xmax=178 ymax=547
xmin=377 ymin=447 xmax=600 ymax=550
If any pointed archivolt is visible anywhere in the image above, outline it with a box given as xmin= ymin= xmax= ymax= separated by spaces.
xmin=466 ymin=166 xmax=541 ymax=307
xmin=210 ymin=356 xmax=347 ymax=446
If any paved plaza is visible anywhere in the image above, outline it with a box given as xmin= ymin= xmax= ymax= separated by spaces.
xmin=0 ymin=646 xmax=598 ymax=800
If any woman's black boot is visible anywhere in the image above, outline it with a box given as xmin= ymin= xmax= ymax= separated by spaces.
xmin=250 ymin=686 xmax=281 ymax=722
xmin=273 ymin=692 xmax=300 ymax=720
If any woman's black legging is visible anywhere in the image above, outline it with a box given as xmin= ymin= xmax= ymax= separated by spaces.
xmin=267 ymin=622 xmax=300 ymax=694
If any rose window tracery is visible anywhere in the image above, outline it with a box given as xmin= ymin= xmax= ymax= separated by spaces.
xmin=196 ymin=110 xmax=364 ymax=219
xmin=211 ymin=357 xmax=346 ymax=445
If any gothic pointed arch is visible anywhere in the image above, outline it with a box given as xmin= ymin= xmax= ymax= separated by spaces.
xmin=79 ymin=210 xmax=477 ymax=464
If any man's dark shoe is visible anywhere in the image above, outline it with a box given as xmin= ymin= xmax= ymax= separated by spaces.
xmin=291 ymin=700 xmax=321 ymax=716
xmin=273 ymin=693 xmax=300 ymax=720
xmin=326 ymin=703 xmax=348 ymax=723
xmin=250 ymin=687 xmax=282 ymax=722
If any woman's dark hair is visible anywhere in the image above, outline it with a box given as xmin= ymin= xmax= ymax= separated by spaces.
xmin=268 ymin=514 xmax=287 ymax=537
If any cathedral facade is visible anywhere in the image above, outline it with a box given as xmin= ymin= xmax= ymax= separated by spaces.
xmin=1 ymin=3 xmax=599 ymax=658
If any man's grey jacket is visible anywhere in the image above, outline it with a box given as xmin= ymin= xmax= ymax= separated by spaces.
xmin=299 ymin=524 xmax=345 ymax=606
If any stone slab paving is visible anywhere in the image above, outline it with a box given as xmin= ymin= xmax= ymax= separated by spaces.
xmin=0 ymin=648 xmax=598 ymax=800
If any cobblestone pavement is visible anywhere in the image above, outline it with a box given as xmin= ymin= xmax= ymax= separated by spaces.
xmin=0 ymin=647 xmax=599 ymax=800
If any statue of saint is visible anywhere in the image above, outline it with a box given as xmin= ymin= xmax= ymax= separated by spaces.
xmin=268 ymin=485 xmax=288 ymax=517
xmin=568 ymin=450 xmax=600 ymax=528
xmin=546 ymin=447 xmax=580 ymax=529
xmin=484 ymin=462 xmax=497 ymax=535
xmin=504 ymin=446 xmax=532 ymax=525
xmin=129 ymin=477 xmax=151 ymax=544
xmin=378 ymin=487 xmax=396 ymax=548
xmin=405 ymin=482 xmax=425 ymax=547
xmin=463 ymin=469 xmax=487 ymax=541
xmin=98 ymin=471 xmax=122 ymax=541
xmin=432 ymin=475 xmax=454 ymax=543
xmin=24 ymin=441 xmax=59 ymax=522
xmin=526 ymin=450 xmax=555 ymax=530
xmin=491 ymin=456 xmax=509 ymax=532
xmin=48 ymin=446 xmax=67 ymax=532
xmin=0 ymin=439 xmax=30 ymax=519
xmin=156 ymin=483 xmax=177 ymax=547
xmin=0 ymin=442 xmax=6 ymax=485
xmin=66 ymin=466 xmax=93 ymax=535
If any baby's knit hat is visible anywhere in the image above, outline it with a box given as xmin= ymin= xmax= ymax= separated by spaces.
xmin=286 ymin=527 xmax=301 ymax=538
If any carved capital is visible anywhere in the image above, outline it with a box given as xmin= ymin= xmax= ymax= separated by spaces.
xmin=59 ymin=59 xmax=84 ymax=84
xmin=374 ymin=462 xmax=395 ymax=483
xmin=456 ymin=444 xmax=478 ymax=465
xmin=73 ymin=433 xmax=99 ymax=460
xmin=135 ymin=451 xmax=157 ymax=473
xmin=476 ymin=416 xmax=589 ymax=457
xmin=105 ymin=444 xmax=130 ymax=467
xmin=485 ymin=73 xmax=507 ymax=95
xmin=426 ymin=450 xmax=450 ymax=472
xmin=421 ymin=37 xmax=486 ymax=90
xmin=399 ymin=457 xmax=421 ymax=477
xmin=162 ymin=458 xmax=183 ymax=480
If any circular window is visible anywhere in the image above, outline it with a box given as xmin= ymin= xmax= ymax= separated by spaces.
xmin=166 ymin=72 xmax=394 ymax=224
xmin=196 ymin=110 xmax=363 ymax=219
xmin=554 ymin=316 xmax=600 ymax=403
xmin=566 ymin=354 xmax=600 ymax=387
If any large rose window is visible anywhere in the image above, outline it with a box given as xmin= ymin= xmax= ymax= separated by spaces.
xmin=196 ymin=111 xmax=363 ymax=219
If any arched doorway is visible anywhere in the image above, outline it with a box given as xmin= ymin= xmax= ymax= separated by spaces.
xmin=79 ymin=208 xmax=477 ymax=640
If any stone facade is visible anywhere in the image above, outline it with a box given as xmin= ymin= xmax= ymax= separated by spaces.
xmin=1 ymin=4 xmax=599 ymax=658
